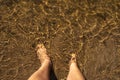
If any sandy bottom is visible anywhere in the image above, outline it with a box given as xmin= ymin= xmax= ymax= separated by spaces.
xmin=0 ymin=0 xmax=120 ymax=80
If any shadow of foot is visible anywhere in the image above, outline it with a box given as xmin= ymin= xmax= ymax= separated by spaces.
xmin=50 ymin=64 xmax=58 ymax=80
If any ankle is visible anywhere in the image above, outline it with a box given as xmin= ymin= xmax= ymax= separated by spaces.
xmin=70 ymin=62 xmax=77 ymax=69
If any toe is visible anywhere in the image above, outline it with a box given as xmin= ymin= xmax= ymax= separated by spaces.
xmin=37 ymin=44 xmax=43 ymax=48
xmin=41 ymin=44 xmax=45 ymax=48
xmin=36 ymin=44 xmax=44 ymax=50
xmin=71 ymin=53 xmax=76 ymax=58
xmin=70 ymin=53 xmax=76 ymax=63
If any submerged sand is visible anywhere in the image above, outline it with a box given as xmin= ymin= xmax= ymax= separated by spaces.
xmin=0 ymin=0 xmax=120 ymax=80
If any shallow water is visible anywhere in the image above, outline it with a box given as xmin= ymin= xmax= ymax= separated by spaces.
xmin=0 ymin=0 xmax=120 ymax=80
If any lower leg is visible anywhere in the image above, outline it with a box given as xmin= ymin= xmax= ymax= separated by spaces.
xmin=28 ymin=61 xmax=51 ymax=80
xmin=28 ymin=44 xmax=51 ymax=80
xmin=67 ymin=54 xmax=85 ymax=80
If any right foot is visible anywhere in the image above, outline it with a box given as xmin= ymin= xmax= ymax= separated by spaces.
xmin=36 ymin=44 xmax=51 ymax=64
xmin=69 ymin=53 xmax=77 ymax=66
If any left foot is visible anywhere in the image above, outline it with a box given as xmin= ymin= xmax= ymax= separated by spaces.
xmin=36 ymin=44 xmax=51 ymax=64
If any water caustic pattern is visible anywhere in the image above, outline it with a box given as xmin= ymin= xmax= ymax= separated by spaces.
xmin=0 ymin=0 xmax=120 ymax=80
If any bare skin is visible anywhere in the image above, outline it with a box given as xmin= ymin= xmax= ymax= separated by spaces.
xmin=67 ymin=54 xmax=85 ymax=80
xmin=28 ymin=44 xmax=85 ymax=80
xmin=28 ymin=44 xmax=51 ymax=80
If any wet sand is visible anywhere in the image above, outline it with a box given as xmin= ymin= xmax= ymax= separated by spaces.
xmin=0 ymin=0 xmax=120 ymax=80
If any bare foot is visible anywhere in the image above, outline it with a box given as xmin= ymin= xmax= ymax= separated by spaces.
xmin=36 ymin=44 xmax=51 ymax=64
xmin=70 ymin=53 xmax=76 ymax=64
xmin=69 ymin=53 xmax=78 ymax=68
xmin=67 ymin=53 xmax=85 ymax=80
